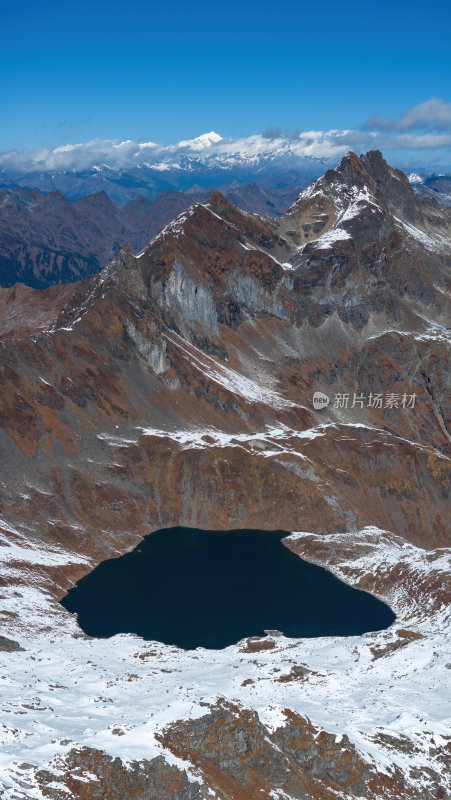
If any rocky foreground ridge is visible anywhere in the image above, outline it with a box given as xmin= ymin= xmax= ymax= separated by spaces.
xmin=0 ymin=150 xmax=450 ymax=799
xmin=0 ymin=182 xmax=299 ymax=289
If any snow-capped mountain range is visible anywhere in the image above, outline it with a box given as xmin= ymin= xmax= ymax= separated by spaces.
xmin=0 ymin=131 xmax=336 ymax=204
xmin=0 ymin=130 xmax=344 ymax=175
xmin=2 ymin=130 xmax=451 ymax=209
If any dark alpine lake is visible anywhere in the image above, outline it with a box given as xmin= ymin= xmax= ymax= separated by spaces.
xmin=61 ymin=527 xmax=395 ymax=649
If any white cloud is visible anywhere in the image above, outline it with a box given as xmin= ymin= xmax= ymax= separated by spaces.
xmin=385 ymin=132 xmax=451 ymax=149
xmin=0 ymin=131 xmax=348 ymax=173
xmin=1 ymin=103 xmax=451 ymax=176
xmin=363 ymin=98 xmax=451 ymax=133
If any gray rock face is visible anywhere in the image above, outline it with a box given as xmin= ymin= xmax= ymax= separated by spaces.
xmin=0 ymin=635 xmax=24 ymax=652
xmin=35 ymin=748 xmax=211 ymax=800
xmin=227 ymin=269 xmax=291 ymax=320
xmin=157 ymin=702 xmax=385 ymax=799
xmin=124 ymin=319 xmax=170 ymax=375
xmin=160 ymin=260 xmax=219 ymax=337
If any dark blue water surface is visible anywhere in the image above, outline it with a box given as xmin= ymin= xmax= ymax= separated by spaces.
xmin=61 ymin=527 xmax=395 ymax=649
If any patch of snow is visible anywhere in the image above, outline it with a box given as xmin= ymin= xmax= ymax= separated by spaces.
xmin=258 ymin=705 xmax=288 ymax=732
xmin=407 ymin=172 xmax=424 ymax=185
xmin=312 ymin=227 xmax=351 ymax=250
xmin=338 ymin=186 xmax=380 ymax=222
xmin=0 ymin=518 xmax=89 ymax=569
xmin=394 ymin=216 xmax=451 ymax=252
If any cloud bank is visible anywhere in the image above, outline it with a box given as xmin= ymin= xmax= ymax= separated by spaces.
xmin=1 ymin=100 xmax=450 ymax=175
xmin=363 ymin=98 xmax=451 ymax=133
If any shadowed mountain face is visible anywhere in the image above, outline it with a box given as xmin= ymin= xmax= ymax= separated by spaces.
xmin=0 ymin=149 xmax=450 ymax=800
xmin=0 ymin=182 xmax=301 ymax=289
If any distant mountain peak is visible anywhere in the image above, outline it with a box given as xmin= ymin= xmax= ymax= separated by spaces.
xmin=407 ymin=172 xmax=424 ymax=185
xmin=177 ymin=131 xmax=224 ymax=150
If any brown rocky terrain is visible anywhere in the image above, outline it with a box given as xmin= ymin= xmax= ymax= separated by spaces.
xmin=0 ymin=182 xmax=299 ymax=289
xmin=0 ymin=282 xmax=80 ymax=340
xmin=0 ymin=150 xmax=449 ymax=799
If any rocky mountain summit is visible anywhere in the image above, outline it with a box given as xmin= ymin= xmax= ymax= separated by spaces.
xmin=0 ymin=182 xmax=300 ymax=289
xmin=0 ymin=150 xmax=450 ymax=799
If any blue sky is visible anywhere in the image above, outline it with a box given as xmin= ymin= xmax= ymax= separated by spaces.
xmin=1 ymin=0 xmax=451 ymax=165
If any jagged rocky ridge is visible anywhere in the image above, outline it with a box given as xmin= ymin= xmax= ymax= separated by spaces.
xmin=0 ymin=182 xmax=300 ymax=289
xmin=0 ymin=150 xmax=450 ymax=799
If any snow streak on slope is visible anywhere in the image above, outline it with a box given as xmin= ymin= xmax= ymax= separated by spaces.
xmin=394 ymin=216 xmax=451 ymax=253
xmin=164 ymin=331 xmax=299 ymax=409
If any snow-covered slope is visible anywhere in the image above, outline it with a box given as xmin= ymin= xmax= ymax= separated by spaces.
xmin=0 ymin=521 xmax=449 ymax=799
